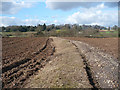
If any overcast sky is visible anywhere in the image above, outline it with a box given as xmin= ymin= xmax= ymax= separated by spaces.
xmin=0 ymin=0 xmax=119 ymax=27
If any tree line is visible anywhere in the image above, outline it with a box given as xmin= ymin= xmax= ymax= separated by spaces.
xmin=1 ymin=23 xmax=118 ymax=32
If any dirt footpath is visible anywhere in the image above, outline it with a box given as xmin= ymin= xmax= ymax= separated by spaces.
xmin=24 ymin=37 xmax=119 ymax=88
xmin=71 ymin=40 xmax=119 ymax=88
xmin=25 ymin=37 xmax=92 ymax=88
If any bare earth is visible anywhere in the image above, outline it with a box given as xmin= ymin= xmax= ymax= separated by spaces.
xmin=24 ymin=37 xmax=118 ymax=88
xmin=2 ymin=37 xmax=54 ymax=88
xmin=25 ymin=37 xmax=92 ymax=88
xmin=64 ymin=37 xmax=118 ymax=58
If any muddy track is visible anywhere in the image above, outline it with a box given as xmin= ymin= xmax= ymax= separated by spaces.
xmin=2 ymin=38 xmax=55 ymax=88
xmin=71 ymin=42 xmax=99 ymax=88
xmin=2 ymin=37 xmax=118 ymax=88
xmin=71 ymin=40 xmax=119 ymax=88
xmin=25 ymin=37 xmax=118 ymax=88
xmin=24 ymin=37 xmax=93 ymax=88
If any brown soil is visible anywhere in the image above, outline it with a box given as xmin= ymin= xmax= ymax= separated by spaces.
xmin=25 ymin=37 xmax=118 ymax=88
xmin=2 ymin=37 xmax=118 ymax=88
xmin=64 ymin=37 xmax=118 ymax=58
xmin=2 ymin=37 xmax=55 ymax=88
xmin=71 ymin=40 xmax=118 ymax=88
xmin=24 ymin=37 xmax=92 ymax=88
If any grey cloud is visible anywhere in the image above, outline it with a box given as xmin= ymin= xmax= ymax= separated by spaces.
xmin=1 ymin=2 xmax=19 ymax=14
xmin=0 ymin=1 xmax=34 ymax=14
xmin=104 ymin=2 xmax=118 ymax=7
xmin=46 ymin=2 xmax=101 ymax=10
xmin=46 ymin=2 xmax=118 ymax=11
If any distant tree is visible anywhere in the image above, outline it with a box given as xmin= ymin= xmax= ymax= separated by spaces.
xmin=55 ymin=26 xmax=60 ymax=30
xmin=29 ymin=26 xmax=35 ymax=31
xmin=46 ymin=24 xmax=55 ymax=31
xmin=2 ymin=26 xmax=5 ymax=32
xmin=77 ymin=26 xmax=82 ymax=31
xmin=51 ymin=24 xmax=55 ymax=29
xmin=18 ymin=26 xmax=27 ymax=32
xmin=36 ymin=24 xmax=43 ymax=31
xmin=65 ymin=24 xmax=70 ymax=30
xmin=46 ymin=26 xmax=51 ymax=31
xmin=108 ymin=26 xmax=110 ymax=30
xmin=112 ymin=25 xmax=118 ymax=30
xmin=73 ymin=24 xmax=77 ymax=30
xmin=94 ymin=25 xmax=100 ymax=29
xmin=6 ymin=27 xmax=11 ymax=32
xmin=43 ymin=23 xmax=46 ymax=31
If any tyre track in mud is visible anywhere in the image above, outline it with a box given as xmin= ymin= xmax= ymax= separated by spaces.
xmin=2 ymin=39 xmax=49 ymax=73
xmin=22 ymin=37 xmax=118 ymax=88
xmin=71 ymin=40 xmax=119 ymax=88
xmin=2 ymin=38 xmax=55 ymax=88
xmin=24 ymin=37 xmax=93 ymax=88
xmin=71 ymin=42 xmax=99 ymax=88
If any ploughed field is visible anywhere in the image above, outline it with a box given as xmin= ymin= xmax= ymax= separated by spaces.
xmin=64 ymin=37 xmax=118 ymax=59
xmin=2 ymin=37 xmax=54 ymax=88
